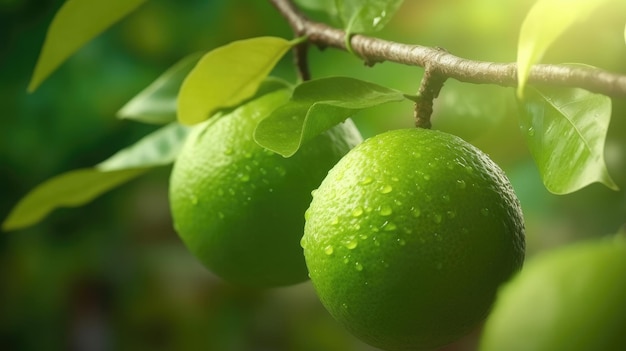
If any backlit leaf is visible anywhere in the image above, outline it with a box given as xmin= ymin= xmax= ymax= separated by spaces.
xmin=336 ymin=0 xmax=404 ymax=33
xmin=3 ymin=123 xmax=190 ymax=231
xmin=96 ymin=123 xmax=190 ymax=171
xmin=117 ymin=52 xmax=204 ymax=125
xmin=255 ymin=77 xmax=408 ymax=157
xmin=177 ymin=37 xmax=294 ymax=125
xmin=519 ymin=86 xmax=618 ymax=194
xmin=28 ymin=0 xmax=147 ymax=92
xmin=516 ymin=0 xmax=608 ymax=97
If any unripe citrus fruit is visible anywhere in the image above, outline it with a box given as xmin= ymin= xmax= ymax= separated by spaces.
xmin=302 ymin=128 xmax=525 ymax=351
xmin=169 ymin=90 xmax=362 ymax=287
xmin=480 ymin=235 xmax=626 ymax=351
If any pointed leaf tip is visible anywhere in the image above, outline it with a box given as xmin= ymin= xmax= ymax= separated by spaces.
xmin=519 ymin=86 xmax=618 ymax=194
xmin=516 ymin=0 xmax=609 ymax=97
xmin=28 ymin=0 xmax=147 ymax=92
xmin=177 ymin=37 xmax=293 ymax=126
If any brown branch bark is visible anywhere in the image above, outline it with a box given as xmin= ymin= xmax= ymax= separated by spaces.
xmin=269 ymin=0 xmax=626 ymax=98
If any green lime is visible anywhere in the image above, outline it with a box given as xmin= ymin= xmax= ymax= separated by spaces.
xmin=480 ymin=235 xmax=626 ymax=351
xmin=302 ymin=128 xmax=525 ymax=350
xmin=169 ymin=90 xmax=362 ymax=287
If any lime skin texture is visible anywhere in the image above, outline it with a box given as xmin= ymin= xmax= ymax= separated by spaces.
xmin=170 ymin=90 xmax=363 ymax=287
xmin=302 ymin=128 xmax=526 ymax=351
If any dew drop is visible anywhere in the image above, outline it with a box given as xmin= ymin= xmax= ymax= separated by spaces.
xmin=351 ymin=207 xmax=364 ymax=217
xmin=382 ymin=221 xmax=397 ymax=231
xmin=442 ymin=194 xmax=450 ymax=203
xmin=379 ymin=184 xmax=393 ymax=194
xmin=373 ymin=237 xmax=381 ymax=246
xmin=359 ymin=176 xmax=374 ymax=185
xmin=527 ymin=127 xmax=536 ymax=137
xmin=379 ymin=205 xmax=393 ymax=216
xmin=423 ymin=174 xmax=431 ymax=181
xmin=433 ymin=232 xmax=442 ymax=241
xmin=355 ymin=262 xmax=364 ymax=271
xmin=446 ymin=210 xmax=456 ymax=219
xmin=275 ymin=166 xmax=286 ymax=177
xmin=330 ymin=217 xmax=340 ymax=226
xmin=391 ymin=176 xmax=399 ymax=182
xmin=324 ymin=245 xmax=334 ymax=256
xmin=465 ymin=165 xmax=474 ymax=174
xmin=456 ymin=179 xmax=466 ymax=189
xmin=411 ymin=207 xmax=422 ymax=218
xmin=237 ymin=173 xmax=250 ymax=182
xmin=343 ymin=237 xmax=358 ymax=250
xmin=397 ymin=238 xmax=406 ymax=246
xmin=343 ymin=255 xmax=350 ymax=264
xmin=359 ymin=234 xmax=368 ymax=240
xmin=481 ymin=208 xmax=490 ymax=216
xmin=432 ymin=213 xmax=443 ymax=224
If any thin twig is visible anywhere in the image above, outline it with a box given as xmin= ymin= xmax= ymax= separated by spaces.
xmin=415 ymin=60 xmax=448 ymax=129
xmin=269 ymin=0 xmax=626 ymax=98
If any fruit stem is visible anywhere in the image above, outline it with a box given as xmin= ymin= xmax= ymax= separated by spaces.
xmin=414 ymin=50 xmax=448 ymax=129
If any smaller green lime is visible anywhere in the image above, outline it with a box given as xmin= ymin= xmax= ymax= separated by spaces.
xmin=480 ymin=235 xmax=626 ymax=351
xmin=169 ymin=90 xmax=362 ymax=287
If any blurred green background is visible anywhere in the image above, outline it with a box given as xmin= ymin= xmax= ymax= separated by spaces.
xmin=1 ymin=0 xmax=625 ymax=350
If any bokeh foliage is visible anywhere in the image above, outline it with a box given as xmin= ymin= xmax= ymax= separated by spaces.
xmin=1 ymin=0 xmax=625 ymax=350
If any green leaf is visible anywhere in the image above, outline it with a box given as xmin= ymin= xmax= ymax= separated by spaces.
xmin=519 ymin=86 xmax=618 ymax=194
xmin=177 ymin=36 xmax=294 ymax=126
xmin=117 ymin=52 xmax=204 ymax=125
xmin=254 ymin=77 xmax=407 ymax=157
xmin=2 ymin=168 xmax=147 ymax=232
xmin=516 ymin=0 xmax=609 ymax=97
xmin=28 ymin=0 xmax=147 ymax=92
xmin=336 ymin=0 xmax=404 ymax=33
xmin=97 ymin=123 xmax=190 ymax=171
xmin=3 ymin=123 xmax=190 ymax=231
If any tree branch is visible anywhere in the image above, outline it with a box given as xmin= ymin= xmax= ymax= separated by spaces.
xmin=270 ymin=0 xmax=626 ymax=98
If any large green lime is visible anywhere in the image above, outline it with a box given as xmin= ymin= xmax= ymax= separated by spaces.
xmin=480 ymin=235 xmax=626 ymax=351
xmin=169 ymin=90 xmax=362 ymax=287
xmin=302 ymin=128 xmax=525 ymax=350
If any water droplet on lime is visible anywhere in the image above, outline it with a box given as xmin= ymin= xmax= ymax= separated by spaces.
xmin=481 ymin=208 xmax=490 ymax=216
xmin=432 ymin=213 xmax=443 ymax=224
xmin=324 ymin=245 xmax=334 ymax=255
xmin=343 ymin=237 xmax=358 ymax=250
xmin=355 ymin=262 xmax=364 ymax=271
xmin=379 ymin=184 xmax=393 ymax=194
xmin=411 ymin=207 xmax=422 ymax=217
xmin=456 ymin=179 xmax=466 ymax=189
xmin=351 ymin=207 xmax=364 ymax=217
xmin=382 ymin=221 xmax=397 ymax=231
xmin=379 ymin=205 xmax=393 ymax=216
xmin=359 ymin=176 xmax=374 ymax=185
xmin=397 ymin=238 xmax=406 ymax=246
xmin=330 ymin=217 xmax=340 ymax=226
xmin=237 ymin=173 xmax=250 ymax=182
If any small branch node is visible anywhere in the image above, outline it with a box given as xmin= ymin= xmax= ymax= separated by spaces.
xmin=414 ymin=64 xmax=447 ymax=129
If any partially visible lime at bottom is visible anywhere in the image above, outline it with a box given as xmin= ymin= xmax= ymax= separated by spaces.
xmin=480 ymin=235 xmax=626 ymax=351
